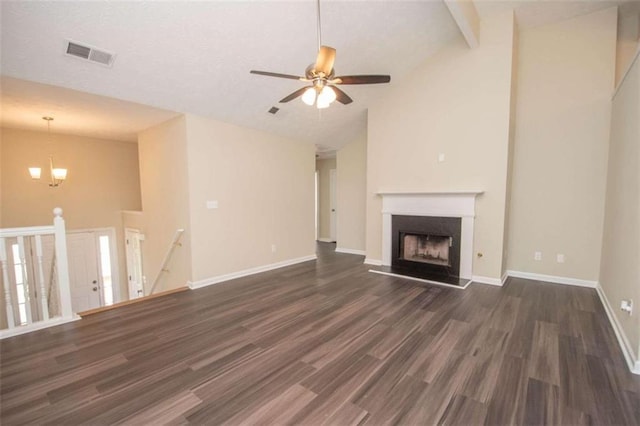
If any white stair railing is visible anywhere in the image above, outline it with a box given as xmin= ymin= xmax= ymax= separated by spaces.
xmin=148 ymin=229 xmax=185 ymax=295
xmin=0 ymin=208 xmax=75 ymax=338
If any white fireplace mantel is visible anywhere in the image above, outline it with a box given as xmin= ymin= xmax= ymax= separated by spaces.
xmin=378 ymin=190 xmax=483 ymax=279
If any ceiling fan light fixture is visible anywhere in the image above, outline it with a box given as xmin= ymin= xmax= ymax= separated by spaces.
xmin=302 ymin=87 xmax=317 ymax=106
xmin=316 ymin=98 xmax=331 ymax=109
xmin=318 ymin=86 xmax=336 ymax=105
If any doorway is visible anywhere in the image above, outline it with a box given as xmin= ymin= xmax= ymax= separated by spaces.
xmin=66 ymin=229 xmax=119 ymax=312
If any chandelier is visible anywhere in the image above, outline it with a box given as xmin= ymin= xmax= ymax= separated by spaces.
xmin=28 ymin=117 xmax=67 ymax=187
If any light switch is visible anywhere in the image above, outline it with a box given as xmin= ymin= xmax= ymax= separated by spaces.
xmin=438 ymin=153 xmax=446 ymax=162
xmin=206 ymin=200 xmax=219 ymax=209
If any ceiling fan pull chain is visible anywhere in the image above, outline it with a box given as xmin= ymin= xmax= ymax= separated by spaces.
xmin=316 ymin=0 xmax=322 ymax=52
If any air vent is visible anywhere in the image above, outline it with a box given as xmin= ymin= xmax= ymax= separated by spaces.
xmin=268 ymin=106 xmax=279 ymax=114
xmin=65 ymin=40 xmax=115 ymax=67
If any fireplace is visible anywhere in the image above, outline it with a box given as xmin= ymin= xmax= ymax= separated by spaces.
xmin=392 ymin=215 xmax=461 ymax=278
xmin=373 ymin=191 xmax=483 ymax=287
xmin=401 ymin=234 xmax=451 ymax=266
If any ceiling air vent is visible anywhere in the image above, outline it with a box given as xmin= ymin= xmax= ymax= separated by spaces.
xmin=65 ymin=40 xmax=115 ymax=67
xmin=268 ymin=106 xmax=279 ymax=114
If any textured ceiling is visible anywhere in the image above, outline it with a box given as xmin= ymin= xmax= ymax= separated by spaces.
xmin=1 ymin=1 xmax=635 ymax=149
xmin=0 ymin=76 xmax=179 ymax=142
xmin=0 ymin=1 xmax=460 ymax=148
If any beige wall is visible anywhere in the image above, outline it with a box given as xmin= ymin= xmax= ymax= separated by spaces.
xmin=0 ymin=127 xmax=142 ymax=300
xmin=316 ymin=158 xmax=336 ymax=241
xmin=600 ymin=52 xmax=640 ymax=363
xmin=184 ymin=114 xmax=315 ymax=282
xmin=507 ymin=8 xmax=617 ymax=281
xmin=502 ymin=23 xmax=520 ymax=276
xmin=336 ymin=132 xmax=367 ymax=253
xmin=137 ymin=116 xmax=192 ymax=292
xmin=366 ymin=11 xmax=516 ymax=279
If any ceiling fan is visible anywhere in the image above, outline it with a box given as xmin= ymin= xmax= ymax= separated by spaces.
xmin=250 ymin=0 xmax=390 ymax=109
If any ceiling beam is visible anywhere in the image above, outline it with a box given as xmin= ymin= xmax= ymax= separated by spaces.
xmin=444 ymin=0 xmax=480 ymax=49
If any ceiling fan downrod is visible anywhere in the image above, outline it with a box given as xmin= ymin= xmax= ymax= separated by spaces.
xmin=316 ymin=0 xmax=322 ymax=52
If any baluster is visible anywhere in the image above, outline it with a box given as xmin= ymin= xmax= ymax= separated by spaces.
xmin=0 ymin=238 xmax=16 ymax=328
xmin=17 ymin=236 xmax=33 ymax=324
xmin=53 ymin=208 xmax=73 ymax=318
xmin=35 ymin=235 xmax=49 ymax=321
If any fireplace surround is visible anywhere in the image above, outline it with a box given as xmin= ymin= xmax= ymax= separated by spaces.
xmin=376 ymin=191 xmax=483 ymax=286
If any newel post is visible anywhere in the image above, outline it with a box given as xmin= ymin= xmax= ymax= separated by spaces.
xmin=53 ymin=208 xmax=73 ymax=318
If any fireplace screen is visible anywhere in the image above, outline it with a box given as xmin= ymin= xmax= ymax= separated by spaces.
xmin=401 ymin=233 xmax=452 ymax=266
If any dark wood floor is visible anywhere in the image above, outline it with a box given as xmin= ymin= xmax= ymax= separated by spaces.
xmin=1 ymin=243 xmax=639 ymax=425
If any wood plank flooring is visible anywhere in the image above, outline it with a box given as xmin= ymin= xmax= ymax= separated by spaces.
xmin=1 ymin=242 xmax=639 ymax=425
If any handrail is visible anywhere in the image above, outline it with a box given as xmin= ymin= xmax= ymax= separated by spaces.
xmin=0 ymin=226 xmax=54 ymax=238
xmin=148 ymin=229 xmax=185 ymax=295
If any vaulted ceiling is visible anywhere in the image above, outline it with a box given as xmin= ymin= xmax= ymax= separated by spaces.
xmin=0 ymin=1 xmax=635 ymax=151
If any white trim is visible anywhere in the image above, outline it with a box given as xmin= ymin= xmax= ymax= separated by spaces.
xmin=0 ymin=315 xmax=81 ymax=340
xmin=317 ymin=238 xmax=334 ymax=243
xmin=381 ymin=211 xmax=476 ymax=218
xmin=507 ymin=270 xmax=597 ymax=288
xmin=377 ymin=190 xmax=484 ymax=196
xmin=471 ymin=275 xmax=504 ymax=286
xmin=121 ymin=210 xmax=143 ymax=216
xmin=369 ymin=269 xmax=471 ymax=290
xmin=0 ymin=226 xmax=54 ymax=238
xmin=364 ymin=258 xmax=382 ymax=266
xmin=595 ymin=284 xmax=640 ymax=375
xmin=335 ymin=247 xmax=365 ymax=256
xmin=188 ymin=255 xmax=317 ymax=290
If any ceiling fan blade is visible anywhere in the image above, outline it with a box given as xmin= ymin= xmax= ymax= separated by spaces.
xmin=331 ymin=86 xmax=353 ymax=105
xmin=333 ymin=75 xmax=391 ymax=85
xmin=315 ymin=46 xmax=336 ymax=76
xmin=250 ymin=70 xmax=305 ymax=80
xmin=279 ymin=87 xmax=310 ymax=103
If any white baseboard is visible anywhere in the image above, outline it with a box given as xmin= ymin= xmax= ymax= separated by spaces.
xmin=595 ymin=284 xmax=640 ymax=375
xmin=0 ymin=315 xmax=81 ymax=340
xmin=335 ymin=247 xmax=366 ymax=256
xmin=188 ymin=255 xmax=317 ymax=290
xmin=471 ymin=275 xmax=504 ymax=286
xmin=317 ymin=238 xmax=334 ymax=243
xmin=364 ymin=258 xmax=382 ymax=266
xmin=507 ymin=270 xmax=597 ymax=288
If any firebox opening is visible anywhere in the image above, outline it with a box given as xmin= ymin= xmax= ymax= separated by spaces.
xmin=401 ymin=233 xmax=452 ymax=266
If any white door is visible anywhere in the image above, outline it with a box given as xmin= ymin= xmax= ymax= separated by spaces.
xmin=329 ymin=168 xmax=337 ymax=242
xmin=125 ymin=229 xmax=144 ymax=300
xmin=67 ymin=233 xmax=101 ymax=312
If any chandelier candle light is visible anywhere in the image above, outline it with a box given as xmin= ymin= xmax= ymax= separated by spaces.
xmin=28 ymin=117 xmax=68 ymax=187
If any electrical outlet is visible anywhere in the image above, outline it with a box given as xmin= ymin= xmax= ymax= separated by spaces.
xmin=556 ymin=254 xmax=565 ymax=263
xmin=271 ymin=244 xmax=276 ymax=253
xmin=621 ymin=299 xmax=633 ymax=315
xmin=534 ymin=251 xmax=542 ymax=261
